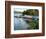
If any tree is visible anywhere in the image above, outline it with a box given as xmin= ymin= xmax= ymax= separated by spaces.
xmin=22 ymin=9 xmax=39 ymax=16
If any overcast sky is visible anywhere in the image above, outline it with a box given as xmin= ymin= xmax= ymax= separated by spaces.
xmin=14 ymin=8 xmax=27 ymax=12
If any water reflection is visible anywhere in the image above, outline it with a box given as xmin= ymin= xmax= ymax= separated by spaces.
xmin=14 ymin=13 xmax=29 ymax=30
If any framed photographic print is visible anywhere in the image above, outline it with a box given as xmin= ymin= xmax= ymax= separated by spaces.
xmin=5 ymin=1 xmax=45 ymax=38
